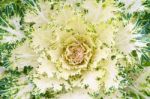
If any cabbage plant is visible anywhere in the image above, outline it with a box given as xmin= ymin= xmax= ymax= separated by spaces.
xmin=0 ymin=0 xmax=150 ymax=99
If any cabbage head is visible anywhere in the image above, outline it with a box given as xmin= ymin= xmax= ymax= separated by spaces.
xmin=0 ymin=0 xmax=150 ymax=99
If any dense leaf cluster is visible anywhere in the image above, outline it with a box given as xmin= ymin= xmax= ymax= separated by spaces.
xmin=0 ymin=0 xmax=149 ymax=99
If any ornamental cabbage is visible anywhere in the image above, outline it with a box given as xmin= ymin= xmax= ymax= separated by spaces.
xmin=0 ymin=0 xmax=150 ymax=99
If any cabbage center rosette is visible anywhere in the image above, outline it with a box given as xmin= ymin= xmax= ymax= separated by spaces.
xmin=61 ymin=34 xmax=93 ymax=69
xmin=64 ymin=42 xmax=87 ymax=66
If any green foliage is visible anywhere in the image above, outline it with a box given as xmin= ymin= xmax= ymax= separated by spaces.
xmin=0 ymin=3 xmax=24 ymax=28
xmin=122 ymin=68 xmax=150 ymax=99
xmin=0 ymin=43 xmax=16 ymax=68
xmin=143 ymin=0 xmax=150 ymax=8
xmin=0 ymin=0 xmax=21 ymax=9
xmin=0 ymin=70 xmax=21 ymax=98
xmin=140 ymin=47 xmax=150 ymax=66
xmin=0 ymin=3 xmax=26 ymax=44
xmin=41 ymin=89 xmax=58 ymax=99
xmin=23 ymin=66 xmax=33 ymax=75
xmin=30 ymin=88 xmax=58 ymax=99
